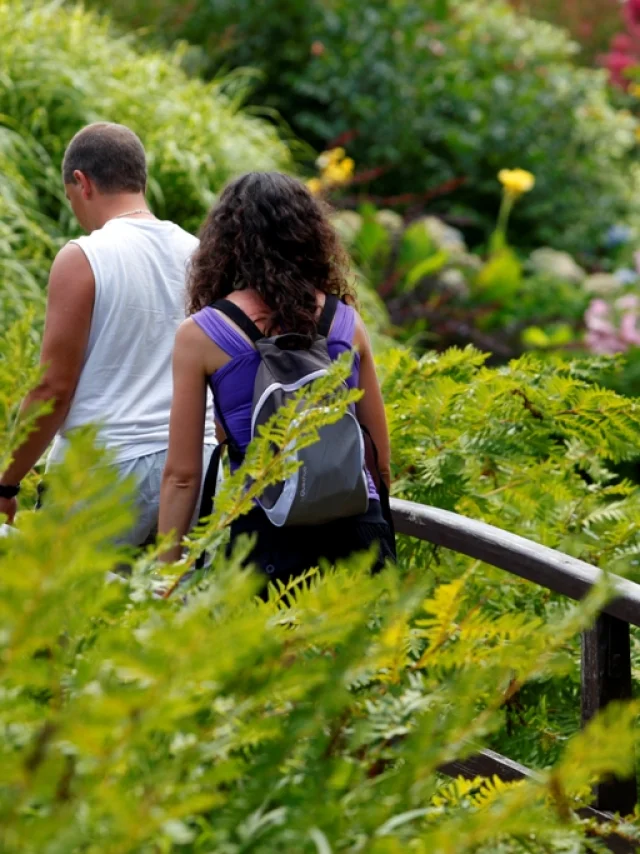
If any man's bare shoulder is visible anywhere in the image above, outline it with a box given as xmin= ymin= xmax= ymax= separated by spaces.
xmin=48 ymin=242 xmax=95 ymax=291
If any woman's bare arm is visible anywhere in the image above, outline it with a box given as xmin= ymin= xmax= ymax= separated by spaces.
xmin=353 ymin=313 xmax=391 ymax=489
xmin=158 ymin=320 xmax=209 ymax=562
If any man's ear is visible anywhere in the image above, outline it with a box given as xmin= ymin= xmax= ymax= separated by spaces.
xmin=72 ymin=170 xmax=92 ymax=199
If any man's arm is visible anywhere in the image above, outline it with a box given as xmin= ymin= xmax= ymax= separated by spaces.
xmin=0 ymin=244 xmax=95 ymax=520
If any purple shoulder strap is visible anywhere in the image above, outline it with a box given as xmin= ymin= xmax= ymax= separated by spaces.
xmin=191 ymin=306 xmax=255 ymax=358
xmin=328 ymin=300 xmax=356 ymax=344
xmin=192 ymin=298 xmax=355 ymax=353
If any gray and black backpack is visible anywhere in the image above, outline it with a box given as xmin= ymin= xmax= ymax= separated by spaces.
xmin=201 ymin=294 xmax=370 ymax=529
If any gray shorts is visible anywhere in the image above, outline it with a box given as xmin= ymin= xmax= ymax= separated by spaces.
xmin=115 ymin=445 xmax=216 ymax=548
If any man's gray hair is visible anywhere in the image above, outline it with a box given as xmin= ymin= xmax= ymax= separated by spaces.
xmin=62 ymin=122 xmax=147 ymax=193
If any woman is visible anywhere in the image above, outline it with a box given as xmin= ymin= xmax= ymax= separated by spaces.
xmin=158 ymin=172 xmax=394 ymax=581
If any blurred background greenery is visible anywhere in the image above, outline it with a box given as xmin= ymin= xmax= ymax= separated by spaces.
xmin=4 ymin=0 xmax=640 ymax=382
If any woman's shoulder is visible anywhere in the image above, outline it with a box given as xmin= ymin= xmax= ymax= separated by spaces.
xmin=185 ymin=311 xmax=256 ymax=371
xmin=176 ymin=316 xmax=208 ymax=344
xmin=190 ymin=306 xmax=221 ymax=339
xmin=329 ymin=296 xmax=366 ymax=345
xmin=348 ymin=306 xmax=371 ymax=354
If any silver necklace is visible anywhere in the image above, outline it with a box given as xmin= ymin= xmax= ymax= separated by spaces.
xmin=113 ymin=209 xmax=154 ymax=219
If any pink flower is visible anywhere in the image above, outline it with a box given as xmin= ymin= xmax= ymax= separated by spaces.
xmin=585 ymin=295 xmax=640 ymax=353
xmin=625 ymin=0 xmax=640 ymax=38
xmin=619 ymin=311 xmax=640 ymax=346
xmin=603 ymin=50 xmax=636 ymax=88
xmin=584 ymin=299 xmax=626 ymax=354
xmin=585 ymin=298 xmax=612 ymax=321
xmin=585 ymin=331 xmax=626 ymax=354
xmin=612 ymin=33 xmax=635 ymax=53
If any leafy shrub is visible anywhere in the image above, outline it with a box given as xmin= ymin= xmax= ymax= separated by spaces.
xmin=600 ymin=0 xmax=640 ymax=88
xmin=381 ymin=342 xmax=640 ymax=589
xmin=0 ymin=0 xmax=293 ymax=316
xmin=510 ymin=0 xmax=622 ymax=64
xmin=334 ymin=204 xmax=590 ymax=358
xmin=3 ymin=319 xmax=640 ymax=852
xmin=380 ymin=342 xmax=640 ymax=764
xmin=0 ymin=129 xmax=54 ymax=330
xmin=103 ymin=0 xmax=640 ymax=253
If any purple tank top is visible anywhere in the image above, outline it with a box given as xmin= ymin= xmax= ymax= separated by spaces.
xmin=192 ymin=301 xmax=379 ymax=500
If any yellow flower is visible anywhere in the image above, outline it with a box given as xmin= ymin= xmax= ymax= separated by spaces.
xmin=629 ymin=83 xmax=640 ymax=99
xmin=339 ymin=156 xmax=355 ymax=179
xmin=498 ymin=168 xmax=535 ymax=198
xmin=311 ymin=148 xmax=355 ymax=191
xmin=635 ymin=126 xmax=640 ymax=143
xmin=316 ymin=147 xmax=345 ymax=170
xmin=323 ymin=157 xmax=355 ymax=186
xmin=306 ymin=177 xmax=324 ymax=195
xmin=323 ymin=163 xmax=345 ymax=184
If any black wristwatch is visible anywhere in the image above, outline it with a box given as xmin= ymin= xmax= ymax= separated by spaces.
xmin=0 ymin=483 xmax=20 ymax=499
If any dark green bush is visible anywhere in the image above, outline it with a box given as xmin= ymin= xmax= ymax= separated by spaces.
xmin=103 ymin=0 xmax=640 ymax=253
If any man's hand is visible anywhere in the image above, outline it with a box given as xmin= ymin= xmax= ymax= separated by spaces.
xmin=0 ymin=497 xmax=17 ymax=524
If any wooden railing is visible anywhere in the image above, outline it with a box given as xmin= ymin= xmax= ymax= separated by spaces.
xmin=390 ymin=498 xmax=640 ymax=854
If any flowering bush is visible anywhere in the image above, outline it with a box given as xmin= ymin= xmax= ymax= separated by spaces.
xmin=585 ymin=295 xmax=640 ymax=354
xmin=602 ymin=0 xmax=640 ymax=88
xmin=509 ymin=0 xmax=621 ymax=64
xmin=100 ymin=0 xmax=640 ymax=254
xmin=334 ymin=169 xmax=591 ymax=358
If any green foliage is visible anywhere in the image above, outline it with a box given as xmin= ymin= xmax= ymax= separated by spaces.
xmin=0 ymin=0 xmax=293 ymax=321
xmin=337 ymin=207 xmax=590 ymax=357
xmin=379 ymin=343 xmax=640 ymax=764
xmin=0 ymin=316 xmax=45 ymax=474
xmin=597 ymin=346 xmax=640 ymax=400
xmin=0 ymin=128 xmax=53 ymax=329
xmin=2 ymin=318 xmax=640 ymax=851
xmin=475 ymin=248 xmax=522 ymax=303
xmin=382 ymin=345 xmax=640 ymax=569
xmin=103 ymin=0 xmax=640 ymax=253
xmin=0 ymin=414 xmax=633 ymax=850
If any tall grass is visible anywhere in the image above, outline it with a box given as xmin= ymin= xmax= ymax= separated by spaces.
xmin=0 ymin=0 xmax=294 ymax=325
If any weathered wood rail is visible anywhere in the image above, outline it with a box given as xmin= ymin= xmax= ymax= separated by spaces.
xmin=390 ymin=497 xmax=640 ymax=853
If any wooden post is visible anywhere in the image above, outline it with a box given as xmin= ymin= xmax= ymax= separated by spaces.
xmin=581 ymin=613 xmax=637 ymax=815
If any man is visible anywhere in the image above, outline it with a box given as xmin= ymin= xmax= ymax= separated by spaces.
xmin=0 ymin=122 xmax=215 ymax=546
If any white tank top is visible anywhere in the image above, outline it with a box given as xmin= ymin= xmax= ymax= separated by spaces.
xmin=48 ymin=217 xmax=216 ymax=467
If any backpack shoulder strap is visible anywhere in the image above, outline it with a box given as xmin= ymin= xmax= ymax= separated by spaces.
xmin=360 ymin=424 xmax=395 ymax=540
xmin=194 ymin=440 xmax=226 ymax=571
xmin=317 ymin=294 xmax=340 ymax=338
xmin=213 ymin=298 xmax=264 ymax=344
xmin=215 ymin=295 xmax=340 ymax=341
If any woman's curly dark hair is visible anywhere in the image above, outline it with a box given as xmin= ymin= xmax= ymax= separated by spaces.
xmin=187 ymin=172 xmax=356 ymax=339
